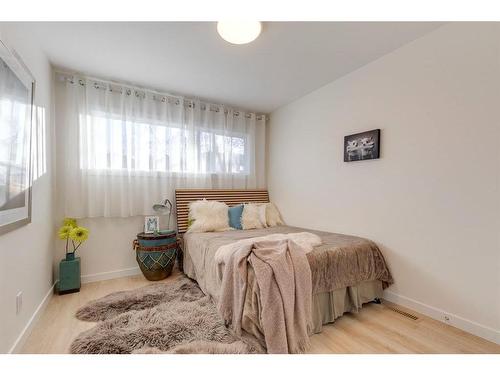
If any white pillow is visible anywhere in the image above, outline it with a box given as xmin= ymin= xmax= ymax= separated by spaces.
xmin=187 ymin=200 xmax=231 ymax=233
xmin=257 ymin=204 xmax=268 ymax=228
xmin=266 ymin=202 xmax=284 ymax=227
xmin=241 ymin=203 xmax=265 ymax=230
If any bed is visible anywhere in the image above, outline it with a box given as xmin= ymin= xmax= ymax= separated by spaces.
xmin=175 ymin=189 xmax=393 ymax=342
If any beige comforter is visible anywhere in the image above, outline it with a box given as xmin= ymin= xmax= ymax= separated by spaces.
xmin=183 ymin=225 xmax=393 ymax=299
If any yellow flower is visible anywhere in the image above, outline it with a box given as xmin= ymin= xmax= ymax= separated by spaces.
xmin=63 ymin=218 xmax=78 ymax=228
xmin=69 ymin=226 xmax=89 ymax=243
xmin=58 ymin=225 xmax=73 ymax=240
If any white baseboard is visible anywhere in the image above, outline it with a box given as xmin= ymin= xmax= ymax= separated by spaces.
xmin=383 ymin=290 xmax=500 ymax=345
xmin=7 ymin=267 xmax=141 ymax=353
xmin=81 ymin=267 xmax=141 ymax=284
xmin=8 ymin=283 xmax=55 ymax=354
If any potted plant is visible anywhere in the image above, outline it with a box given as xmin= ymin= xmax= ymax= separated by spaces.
xmin=56 ymin=218 xmax=89 ymax=294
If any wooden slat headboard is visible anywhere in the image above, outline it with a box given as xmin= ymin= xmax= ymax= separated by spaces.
xmin=175 ymin=189 xmax=269 ymax=234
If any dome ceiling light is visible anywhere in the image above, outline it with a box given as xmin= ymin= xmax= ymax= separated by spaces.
xmin=217 ymin=21 xmax=262 ymax=45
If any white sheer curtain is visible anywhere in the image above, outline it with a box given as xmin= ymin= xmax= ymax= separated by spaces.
xmin=55 ymin=73 xmax=266 ymax=218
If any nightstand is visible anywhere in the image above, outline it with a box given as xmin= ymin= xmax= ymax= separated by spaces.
xmin=134 ymin=230 xmax=179 ymax=281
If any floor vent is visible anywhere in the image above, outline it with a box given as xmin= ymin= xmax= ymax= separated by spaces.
xmin=384 ymin=305 xmax=420 ymax=321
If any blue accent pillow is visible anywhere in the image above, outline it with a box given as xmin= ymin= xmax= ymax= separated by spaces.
xmin=228 ymin=204 xmax=244 ymax=230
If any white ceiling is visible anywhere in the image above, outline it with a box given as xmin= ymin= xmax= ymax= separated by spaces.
xmin=26 ymin=22 xmax=443 ymax=113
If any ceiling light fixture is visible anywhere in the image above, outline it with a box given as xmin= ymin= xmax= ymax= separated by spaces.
xmin=217 ymin=21 xmax=262 ymax=45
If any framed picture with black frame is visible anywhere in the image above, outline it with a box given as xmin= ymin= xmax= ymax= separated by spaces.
xmin=344 ymin=129 xmax=380 ymax=162
xmin=0 ymin=38 xmax=35 ymax=235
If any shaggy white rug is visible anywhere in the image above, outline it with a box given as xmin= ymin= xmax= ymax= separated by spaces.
xmin=71 ymin=276 xmax=264 ymax=354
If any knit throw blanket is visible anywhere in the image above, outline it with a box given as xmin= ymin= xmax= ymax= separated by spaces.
xmin=217 ymin=238 xmax=313 ymax=354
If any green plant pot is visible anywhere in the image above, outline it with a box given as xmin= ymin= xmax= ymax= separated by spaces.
xmin=57 ymin=256 xmax=81 ymax=294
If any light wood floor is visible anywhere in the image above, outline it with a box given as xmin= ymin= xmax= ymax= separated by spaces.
xmin=21 ymin=272 xmax=500 ymax=354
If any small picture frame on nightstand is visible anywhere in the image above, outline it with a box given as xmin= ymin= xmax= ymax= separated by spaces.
xmin=144 ymin=216 xmax=159 ymax=234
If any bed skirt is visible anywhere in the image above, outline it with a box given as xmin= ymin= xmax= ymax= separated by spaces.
xmin=311 ymin=280 xmax=383 ymax=333
xmin=182 ymin=242 xmax=383 ymax=336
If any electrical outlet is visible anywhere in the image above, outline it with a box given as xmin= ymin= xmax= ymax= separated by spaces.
xmin=16 ymin=291 xmax=23 ymax=315
xmin=443 ymin=314 xmax=451 ymax=323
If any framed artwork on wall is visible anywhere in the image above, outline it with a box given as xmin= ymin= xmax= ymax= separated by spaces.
xmin=0 ymin=38 xmax=35 ymax=235
xmin=344 ymin=129 xmax=380 ymax=162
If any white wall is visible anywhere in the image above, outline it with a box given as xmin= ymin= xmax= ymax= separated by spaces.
xmin=0 ymin=24 xmax=55 ymax=353
xmin=267 ymin=23 xmax=500 ymax=343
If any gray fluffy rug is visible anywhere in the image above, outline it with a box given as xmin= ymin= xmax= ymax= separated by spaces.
xmin=71 ymin=276 xmax=264 ymax=354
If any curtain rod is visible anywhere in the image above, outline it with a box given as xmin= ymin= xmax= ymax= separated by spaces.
xmin=55 ymin=71 xmax=267 ymax=121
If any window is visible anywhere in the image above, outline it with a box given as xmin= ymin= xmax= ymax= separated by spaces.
xmin=79 ymin=115 xmax=249 ymax=175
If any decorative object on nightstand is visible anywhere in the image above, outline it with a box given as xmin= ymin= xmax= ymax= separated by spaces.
xmin=144 ymin=216 xmax=160 ymax=233
xmin=56 ymin=218 xmax=89 ymax=294
xmin=152 ymin=198 xmax=173 ymax=229
xmin=133 ymin=230 xmax=178 ymax=281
